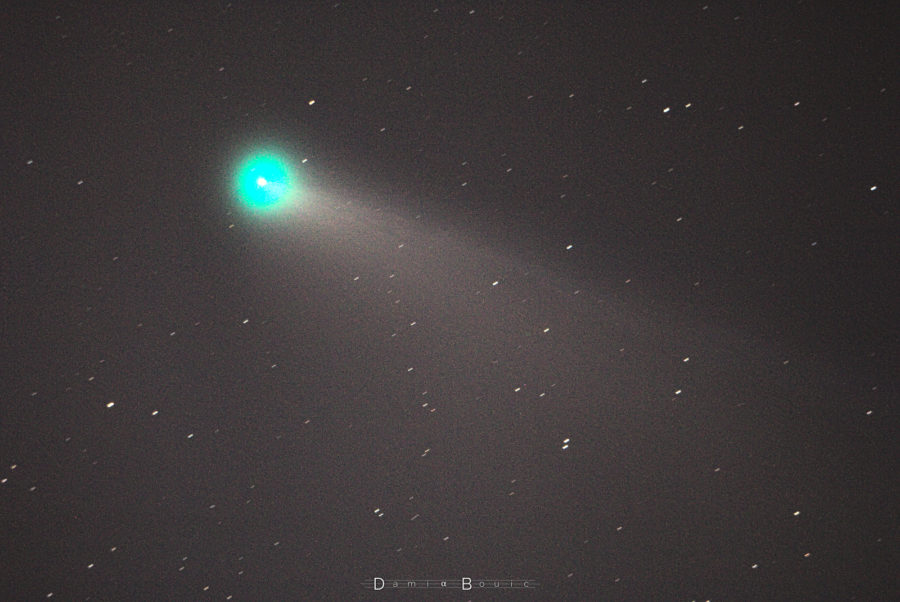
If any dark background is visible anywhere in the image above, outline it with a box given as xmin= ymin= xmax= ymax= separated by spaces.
xmin=2 ymin=2 xmax=897 ymax=599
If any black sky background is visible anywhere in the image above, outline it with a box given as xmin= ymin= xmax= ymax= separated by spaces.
xmin=2 ymin=2 xmax=897 ymax=600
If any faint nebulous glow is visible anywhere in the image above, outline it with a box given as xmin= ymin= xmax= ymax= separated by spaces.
xmin=235 ymin=153 xmax=297 ymax=212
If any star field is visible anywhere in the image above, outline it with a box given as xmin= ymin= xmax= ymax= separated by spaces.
xmin=2 ymin=2 xmax=897 ymax=600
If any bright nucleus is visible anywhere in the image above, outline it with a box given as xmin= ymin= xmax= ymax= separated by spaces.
xmin=235 ymin=153 xmax=296 ymax=212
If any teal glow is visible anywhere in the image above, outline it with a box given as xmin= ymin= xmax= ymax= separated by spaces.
xmin=235 ymin=153 xmax=296 ymax=212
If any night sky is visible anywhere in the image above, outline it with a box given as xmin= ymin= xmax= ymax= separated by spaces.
xmin=2 ymin=2 xmax=897 ymax=600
